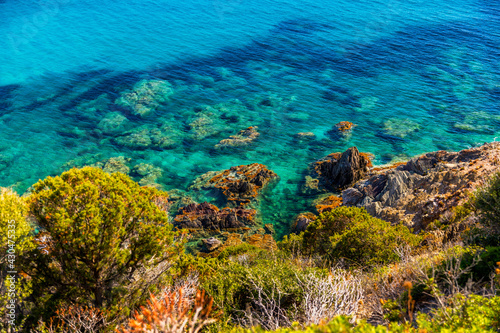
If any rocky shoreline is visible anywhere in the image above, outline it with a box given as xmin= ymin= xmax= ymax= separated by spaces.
xmin=62 ymin=142 xmax=500 ymax=256
xmin=169 ymin=142 xmax=500 ymax=255
xmin=342 ymin=142 xmax=500 ymax=231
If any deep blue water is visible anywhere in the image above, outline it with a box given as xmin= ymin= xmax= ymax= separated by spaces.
xmin=1 ymin=0 xmax=499 ymax=237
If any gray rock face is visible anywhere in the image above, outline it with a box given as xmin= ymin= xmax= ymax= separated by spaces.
xmin=312 ymin=147 xmax=372 ymax=191
xmin=341 ymin=142 xmax=500 ymax=231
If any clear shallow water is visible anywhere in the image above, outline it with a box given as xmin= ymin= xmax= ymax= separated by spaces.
xmin=1 ymin=0 xmax=499 ymax=237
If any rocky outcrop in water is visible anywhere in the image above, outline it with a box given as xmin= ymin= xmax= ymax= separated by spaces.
xmin=174 ymin=202 xmax=256 ymax=230
xmin=310 ymin=147 xmax=373 ymax=191
xmin=190 ymin=163 xmax=279 ymax=207
xmin=342 ymin=142 xmax=500 ymax=231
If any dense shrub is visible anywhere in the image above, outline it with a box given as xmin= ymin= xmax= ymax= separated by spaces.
xmin=416 ymin=294 xmax=500 ymax=332
xmin=301 ymin=207 xmax=421 ymax=266
xmin=201 ymin=254 xmax=310 ymax=321
xmin=23 ymin=167 xmax=176 ymax=326
xmin=473 ymin=171 xmax=500 ymax=237
xmin=0 ymin=188 xmax=35 ymax=329
xmin=459 ymin=246 xmax=500 ymax=285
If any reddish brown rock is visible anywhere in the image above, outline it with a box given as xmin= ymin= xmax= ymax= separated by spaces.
xmin=342 ymin=142 xmax=500 ymax=231
xmin=174 ymin=202 xmax=256 ymax=230
xmin=312 ymin=147 xmax=373 ymax=191
xmin=335 ymin=121 xmax=356 ymax=132
xmin=191 ymin=163 xmax=279 ymax=207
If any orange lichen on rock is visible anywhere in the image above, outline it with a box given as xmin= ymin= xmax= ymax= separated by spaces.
xmin=359 ymin=152 xmax=375 ymax=168
xmin=246 ymin=234 xmax=277 ymax=252
xmin=372 ymin=161 xmax=407 ymax=172
xmin=315 ymin=195 xmax=343 ymax=214
xmin=192 ymin=163 xmax=278 ymax=207
xmin=173 ymin=202 xmax=256 ymax=230
xmin=335 ymin=121 xmax=356 ymax=132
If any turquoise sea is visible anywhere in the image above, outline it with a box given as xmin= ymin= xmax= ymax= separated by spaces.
xmin=1 ymin=0 xmax=499 ymax=237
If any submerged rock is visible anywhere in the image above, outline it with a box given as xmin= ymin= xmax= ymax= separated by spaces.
xmin=97 ymin=112 xmax=129 ymax=135
xmin=165 ymin=189 xmax=197 ymax=216
xmin=76 ymin=94 xmax=111 ymax=118
xmin=92 ymin=156 xmax=131 ymax=175
xmin=174 ymin=202 xmax=256 ymax=230
xmin=383 ymin=118 xmax=420 ymax=138
xmin=215 ymin=126 xmax=260 ymax=149
xmin=342 ymin=142 xmax=500 ymax=231
xmin=191 ymin=163 xmax=279 ymax=207
xmin=452 ymin=111 xmax=500 ymax=134
xmin=113 ymin=124 xmax=181 ymax=150
xmin=132 ymin=163 xmax=163 ymax=187
xmin=294 ymin=132 xmax=316 ymax=140
xmin=300 ymin=175 xmax=321 ymax=195
xmin=311 ymin=147 xmax=373 ymax=191
xmin=115 ymin=79 xmax=174 ymax=117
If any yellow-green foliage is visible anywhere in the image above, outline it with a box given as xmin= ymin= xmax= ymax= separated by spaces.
xmin=299 ymin=207 xmax=421 ymax=266
xmin=473 ymin=171 xmax=500 ymax=237
xmin=200 ymin=249 xmax=323 ymax=323
xmin=23 ymin=167 xmax=176 ymax=325
xmin=0 ymin=188 xmax=35 ymax=330
xmin=416 ymin=294 xmax=500 ymax=332
xmin=0 ymin=188 xmax=34 ymax=255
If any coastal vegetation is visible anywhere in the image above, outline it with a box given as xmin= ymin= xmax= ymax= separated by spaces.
xmin=0 ymin=145 xmax=499 ymax=332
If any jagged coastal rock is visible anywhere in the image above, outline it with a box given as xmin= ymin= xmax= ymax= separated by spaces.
xmin=190 ymin=163 xmax=279 ymax=207
xmin=309 ymin=147 xmax=373 ymax=191
xmin=342 ymin=142 xmax=500 ymax=231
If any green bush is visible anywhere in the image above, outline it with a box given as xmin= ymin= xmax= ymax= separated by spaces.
xmin=201 ymin=249 xmax=321 ymax=323
xmin=0 ymin=188 xmax=36 ymax=330
xmin=460 ymin=246 xmax=500 ymax=285
xmin=23 ymin=167 xmax=176 ymax=325
xmin=473 ymin=171 xmax=500 ymax=237
xmin=416 ymin=294 xmax=500 ymax=332
xmin=301 ymin=207 xmax=421 ymax=266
